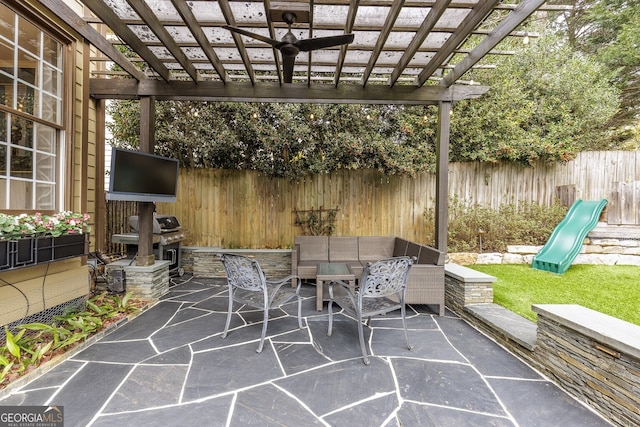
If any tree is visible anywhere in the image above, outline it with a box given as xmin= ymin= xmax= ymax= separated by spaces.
xmin=107 ymin=101 xmax=437 ymax=178
xmin=449 ymin=34 xmax=619 ymax=165
xmin=557 ymin=0 xmax=640 ymax=145
xmin=107 ymin=35 xmax=619 ymax=176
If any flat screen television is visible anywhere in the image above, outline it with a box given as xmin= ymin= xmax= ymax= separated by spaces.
xmin=106 ymin=147 xmax=179 ymax=203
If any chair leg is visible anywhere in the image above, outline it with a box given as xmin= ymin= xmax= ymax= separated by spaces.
xmin=357 ymin=313 xmax=370 ymax=365
xmin=327 ymin=300 xmax=334 ymax=336
xmin=222 ymin=289 xmax=233 ymax=339
xmin=296 ymin=295 xmax=303 ymax=329
xmin=257 ymin=305 xmax=269 ymax=353
xmin=401 ymin=304 xmax=412 ymax=351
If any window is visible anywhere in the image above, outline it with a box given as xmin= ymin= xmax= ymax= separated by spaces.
xmin=0 ymin=3 xmax=63 ymax=210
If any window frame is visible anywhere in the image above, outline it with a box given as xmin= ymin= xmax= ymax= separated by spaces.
xmin=0 ymin=0 xmax=72 ymax=214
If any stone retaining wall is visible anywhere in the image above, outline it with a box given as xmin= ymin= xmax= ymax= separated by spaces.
xmin=532 ymin=304 xmax=640 ymax=427
xmin=448 ymin=236 xmax=640 ymax=266
xmin=446 ymin=264 xmax=640 ymax=426
xmin=444 ymin=263 xmax=495 ymax=316
xmin=182 ymin=247 xmax=291 ymax=279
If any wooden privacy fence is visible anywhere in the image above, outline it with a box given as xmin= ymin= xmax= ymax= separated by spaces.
xmin=103 ymin=151 xmax=640 ymax=249
xmin=105 ymin=200 xmax=139 ymax=255
xmin=154 ymin=168 xmax=433 ymax=248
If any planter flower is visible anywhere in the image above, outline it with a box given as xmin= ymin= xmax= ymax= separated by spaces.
xmin=0 ymin=211 xmax=91 ymax=239
xmin=0 ymin=212 xmax=91 ymax=270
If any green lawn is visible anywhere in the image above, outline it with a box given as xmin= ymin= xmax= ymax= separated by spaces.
xmin=469 ymin=264 xmax=640 ymax=326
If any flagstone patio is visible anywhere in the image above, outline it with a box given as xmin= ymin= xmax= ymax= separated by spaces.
xmin=0 ymin=275 xmax=611 ymax=426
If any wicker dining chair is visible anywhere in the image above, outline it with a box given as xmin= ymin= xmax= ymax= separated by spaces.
xmin=219 ymin=253 xmax=302 ymax=353
xmin=327 ymin=256 xmax=414 ymax=365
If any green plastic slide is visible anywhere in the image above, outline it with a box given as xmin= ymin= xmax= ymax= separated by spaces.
xmin=531 ymin=198 xmax=608 ymax=274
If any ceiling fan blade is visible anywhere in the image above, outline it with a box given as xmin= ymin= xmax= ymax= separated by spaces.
xmin=223 ymin=25 xmax=281 ymax=48
xmin=282 ymin=54 xmax=296 ymax=83
xmin=296 ymin=34 xmax=355 ymax=52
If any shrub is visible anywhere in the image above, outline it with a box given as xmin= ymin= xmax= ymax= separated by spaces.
xmin=425 ymin=198 xmax=568 ymax=252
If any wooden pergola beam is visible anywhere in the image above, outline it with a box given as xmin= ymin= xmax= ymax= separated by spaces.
xmin=89 ymin=79 xmax=489 ymax=104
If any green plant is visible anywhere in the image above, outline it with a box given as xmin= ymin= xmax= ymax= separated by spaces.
xmin=0 ymin=292 xmax=141 ymax=388
xmin=294 ymin=206 xmax=338 ymax=236
xmin=425 ymin=197 xmax=568 ymax=252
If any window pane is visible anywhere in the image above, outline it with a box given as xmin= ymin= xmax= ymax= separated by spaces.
xmin=35 ymin=152 xmax=54 ymax=181
xmin=17 ymin=16 xmax=38 ymax=56
xmin=34 ymin=122 xmax=55 ymax=153
xmin=35 ymin=182 xmax=54 ymax=209
xmin=10 ymin=147 xmax=32 ymax=178
xmin=11 ymin=116 xmax=33 ymax=148
xmin=17 ymin=49 xmax=37 ymax=85
xmin=10 ymin=179 xmax=31 ymax=209
xmin=0 ymin=178 xmax=5 ymax=209
xmin=42 ymin=63 xmax=60 ymax=94
xmin=16 ymin=82 xmax=35 ymax=114
xmin=0 ymin=143 xmax=6 ymax=176
xmin=42 ymin=34 xmax=62 ymax=68
xmin=0 ymin=111 xmax=6 ymax=142
xmin=0 ymin=39 xmax=14 ymax=76
xmin=0 ymin=73 xmax=13 ymax=107
xmin=0 ymin=6 xmax=15 ymax=41
xmin=41 ymin=93 xmax=60 ymax=123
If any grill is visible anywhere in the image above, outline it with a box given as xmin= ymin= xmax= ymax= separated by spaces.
xmin=111 ymin=214 xmax=185 ymax=276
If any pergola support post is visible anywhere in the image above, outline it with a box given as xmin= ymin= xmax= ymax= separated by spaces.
xmin=136 ymin=96 xmax=156 ymax=266
xmin=435 ymin=100 xmax=451 ymax=253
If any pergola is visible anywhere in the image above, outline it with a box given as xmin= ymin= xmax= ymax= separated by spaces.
xmin=42 ymin=0 xmax=560 ymax=264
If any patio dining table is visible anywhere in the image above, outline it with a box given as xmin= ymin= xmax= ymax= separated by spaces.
xmin=315 ymin=263 xmax=356 ymax=311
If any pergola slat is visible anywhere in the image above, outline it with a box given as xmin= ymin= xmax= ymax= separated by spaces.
xmin=387 ymin=0 xmax=451 ymax=87
xmin=40 ymin=0 xmax=147 ymax=81
xmin=440 ymin=0 xmax=547 ymax=87
xmin=83 ymin=0 xmax=172 ymax=81
xmin=125 ymin=0 xmax=200 ymax=81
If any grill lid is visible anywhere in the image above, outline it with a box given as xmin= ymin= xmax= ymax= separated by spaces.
xmin=129 ymin=214 xmax=181 ymax=233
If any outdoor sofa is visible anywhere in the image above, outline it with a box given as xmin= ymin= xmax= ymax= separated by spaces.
xmin=291 ymin=236 xmax=446 ymax=315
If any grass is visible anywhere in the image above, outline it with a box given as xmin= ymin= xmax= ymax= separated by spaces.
xmin=469 ymin=264 xmax=640 ymax=326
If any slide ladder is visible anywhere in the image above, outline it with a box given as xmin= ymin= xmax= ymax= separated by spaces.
xmin=532 ymin=199 xmax=608 ymax=274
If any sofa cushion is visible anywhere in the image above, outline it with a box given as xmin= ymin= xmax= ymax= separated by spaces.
xmin=358 ymin=236 xmax=395 ymax=261
xmin=329 ymin=236 xmax=359 ymax=261
xmin=295 ymin=236 xmax=329 ymax=262
xmin=418 ymin=245 xmax=445 ymax=265
xmin=393 ymin=238 xmax=409 ymax=257
xmin=406 ymin=242 xmax=422 ymax=259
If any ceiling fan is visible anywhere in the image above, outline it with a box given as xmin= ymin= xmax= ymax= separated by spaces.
xmin=223 ymin=11 xmax=354 ymax=83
